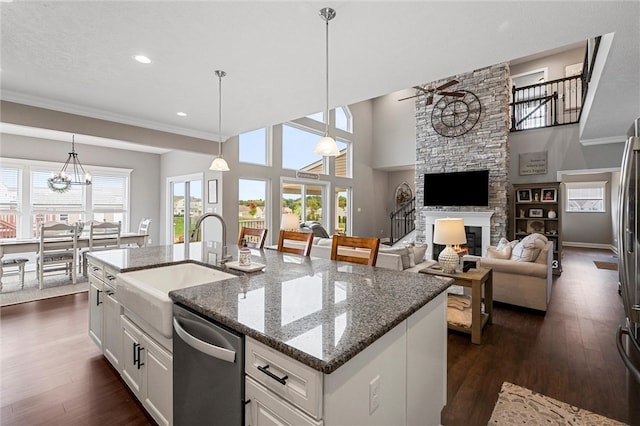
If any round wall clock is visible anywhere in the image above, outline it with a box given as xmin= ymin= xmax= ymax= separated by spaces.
xmin=430 ymin=90 xmax=481 ymax=137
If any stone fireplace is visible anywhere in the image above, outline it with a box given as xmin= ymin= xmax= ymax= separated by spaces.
xmin=414 ymin=63 xmax=510 ymax=247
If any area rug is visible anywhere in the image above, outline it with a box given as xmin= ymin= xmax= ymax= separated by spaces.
xmin=488 ymin=382 xmax=627 ymax=425
xmin=0 ymin=271 xmax=88 ymax=306
xmin=594 ymin=260 xmax=618 ymax=270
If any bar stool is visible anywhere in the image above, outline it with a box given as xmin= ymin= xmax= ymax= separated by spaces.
xmin=1 ymin=258 xmax=29 ymax=289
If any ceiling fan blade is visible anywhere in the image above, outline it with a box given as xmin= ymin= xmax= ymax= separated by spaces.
xmin=440 ymin=91 xmax=465 ymax=97
xmin=397 ymin=94 xmax=421 ymax=101
xmin=413 ymin=85 xmax=430 ymax=93
xmin=426 ymin=95 xmax=434 ymax=105
xmin=435 ymin=80 xmax=459 ymax=91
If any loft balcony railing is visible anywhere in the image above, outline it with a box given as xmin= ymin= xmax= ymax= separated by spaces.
xmin=389 ymin=197 xmax=415 ymax=245
xmin=510 ymin=36 xmax=600 ymax=132
xmin=510 ymin=74 xmax=583 ymax=131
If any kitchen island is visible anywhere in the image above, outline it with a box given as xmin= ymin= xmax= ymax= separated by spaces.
xmin=88 ymin=244 xmax=453 ymax=425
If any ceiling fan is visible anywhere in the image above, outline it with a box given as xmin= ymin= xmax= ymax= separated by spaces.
xmin=398 ymin=79 xmax=464 ymax=104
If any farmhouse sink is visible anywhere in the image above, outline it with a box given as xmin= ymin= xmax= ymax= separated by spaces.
xmin=117 ymin=263 xmax=235 ymax=338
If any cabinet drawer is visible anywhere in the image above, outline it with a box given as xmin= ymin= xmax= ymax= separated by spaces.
xmin=104 ymin=265 xmax=118 ymax=287
xmin=245 ymin=377 xmax=322 ymax=426
xmin=245 ymin=338 xmax=322 ymax=420
xmin=88 ymin=260 xmax=104 ymax=280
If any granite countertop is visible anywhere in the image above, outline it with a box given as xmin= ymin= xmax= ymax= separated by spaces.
xmin=89 ymin=244 xmax=453 ymax=374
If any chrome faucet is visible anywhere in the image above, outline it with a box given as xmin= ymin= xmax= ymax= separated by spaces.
xmin=190 ymin=212 xmax=232 ymax=265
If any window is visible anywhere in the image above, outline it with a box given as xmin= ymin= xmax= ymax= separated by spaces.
xmin=335 ymin=106 xmax=352 ymax=132
xmin=92 ymin=173 xmax=128 ymax=224
xmin=0 ymin=166 xmax=21 ymax=238
xmin=0 ymin=159 xmax=131 ymax=239
xmin=306 ymin=112 xmax=324 ymax=123
xmin=239 ymin=128 xmax=267 ymax=166
xmin=335 ymin=186 xmax=350 ymax=234
xmin=282 ymin=124 xmax=325 ymax=172
xmin=239 ymin=179 xmax=267 ymax=231
xmin=565 ymin=181 xmax=606 ymax=212
xmin=31 ymin=169 xmax=84 ymax=235
xmin=281 ymin=180 xmax=327 ymax=229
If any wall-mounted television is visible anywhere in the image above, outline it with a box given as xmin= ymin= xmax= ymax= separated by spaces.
xmin=424 ymin=170 xmax=489 ymax=207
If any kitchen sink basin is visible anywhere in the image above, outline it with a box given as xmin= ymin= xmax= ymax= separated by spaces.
xmin=117 ymin=263 xmax=235 ymax=338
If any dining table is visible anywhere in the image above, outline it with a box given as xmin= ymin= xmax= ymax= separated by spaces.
xmin=0 ymin=232 xmax=148 ymax=290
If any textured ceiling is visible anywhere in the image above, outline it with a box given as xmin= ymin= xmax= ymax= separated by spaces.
xmin=1 ymin=1 xmax=638 ymax=152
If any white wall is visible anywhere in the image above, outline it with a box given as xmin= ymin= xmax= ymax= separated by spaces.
xmin=0 ymin=133 xmax=162 ymax=244
xmin=372 ymin=89 xmax=416 ymax=170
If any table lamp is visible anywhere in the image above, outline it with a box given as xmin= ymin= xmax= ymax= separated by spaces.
xmin=281 ymin=213 xmax=300 ymax=231
xmin=433 ymin=218 xmax=467 ymax=274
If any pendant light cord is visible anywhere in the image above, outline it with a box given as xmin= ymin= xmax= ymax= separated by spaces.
xmin=325 ymin=13 xmax=329 ymax=137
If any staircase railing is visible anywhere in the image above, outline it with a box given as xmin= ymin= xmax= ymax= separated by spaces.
xmin=389 ymin=197 xmax=415 ymax=245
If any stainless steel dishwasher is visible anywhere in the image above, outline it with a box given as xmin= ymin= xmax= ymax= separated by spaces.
xmin=173 ymin=304 xmax=244 ymax=425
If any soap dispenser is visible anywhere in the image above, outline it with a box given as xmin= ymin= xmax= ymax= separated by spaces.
xmin=239 ymin=238 xmax=251 ymax=266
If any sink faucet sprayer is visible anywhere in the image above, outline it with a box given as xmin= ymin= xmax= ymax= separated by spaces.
xmin=190 ymin=213 xmax=232 ymax=265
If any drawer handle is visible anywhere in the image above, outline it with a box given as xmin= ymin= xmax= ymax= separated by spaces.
xmin=257 ymin=364 xmax=288 ymax=385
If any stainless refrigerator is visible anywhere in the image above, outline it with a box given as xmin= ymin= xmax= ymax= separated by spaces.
xmin=617 ymin=116 xmax=640 ymax=383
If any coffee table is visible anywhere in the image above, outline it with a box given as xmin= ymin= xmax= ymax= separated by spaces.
xmin=420 ymin=266 xmax=493 ymax=344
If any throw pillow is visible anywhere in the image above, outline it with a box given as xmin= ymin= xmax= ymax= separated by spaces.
xmin=487 ymin=245 xmax=511 ymax=260
xmin=510 ymin=234 xmax=547 ymax=262
xmin=495 ymin=237 xmax=511 ymax=251
xmin=410 ymin=244 xmax=428 ymax=265
xmin=379 ymin=246 xmax=411 ymax=269
xmin=316 ymin=238 xmax=333 ymax=247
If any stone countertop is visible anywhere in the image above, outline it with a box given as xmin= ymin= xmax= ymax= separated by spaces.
xmin=88 ymin=245 xmax=452 ymax=374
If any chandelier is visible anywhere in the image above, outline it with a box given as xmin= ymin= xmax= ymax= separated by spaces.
xmin=47 ymin=135 xmax=92 ymax=193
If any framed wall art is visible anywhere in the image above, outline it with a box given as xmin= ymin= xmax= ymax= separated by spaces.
xmin=541 ymin=188 xmax=557 ymax=202
xmin=517 ymin=189 xmax=532 ymax=202
xmin=529 ymin=208 xmax=543 ymax=218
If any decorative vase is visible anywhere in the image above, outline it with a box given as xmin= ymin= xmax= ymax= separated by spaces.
xmin=548 ymin=209 xmax=557 ymax=219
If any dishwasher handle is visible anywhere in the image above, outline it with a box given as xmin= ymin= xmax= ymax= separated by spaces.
xmin=173 ymin=317 xmax=236 ymax=363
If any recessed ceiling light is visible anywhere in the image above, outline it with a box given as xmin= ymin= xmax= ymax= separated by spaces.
xmin=134 ymin=55 xmax=151 ymax=64
xmin=177 ymin=112 xmax=187 ymax=117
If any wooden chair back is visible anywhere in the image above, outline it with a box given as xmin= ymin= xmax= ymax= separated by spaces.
xmin=238 ymin=227 xmax=268 ymax=249
xmin=38 ymin=222 xmax=78 ymax=288
xmin=277 ymin=230 xmax=314 ymax=256
xmin=89 ymin=221 xmax=121 ymax=250
xmin=138 ymin=218 xmax=151 ymax=235
xmin=330 ymin=235 xmax=380 ymax=266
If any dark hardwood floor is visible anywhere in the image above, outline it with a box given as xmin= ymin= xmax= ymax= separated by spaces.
xmin=443 ymin=247 xmax=640 ymax=425
xmin=1 ymin=247 xmax=638 ymax=425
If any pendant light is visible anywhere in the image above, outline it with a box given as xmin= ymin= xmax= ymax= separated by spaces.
xmin=209 ymin=69 xmax=230 ymax=171
xmin=313 ymin=7 xmax=340 ymax=157
xmin=47 ymin=135 xmax=92 ymax=193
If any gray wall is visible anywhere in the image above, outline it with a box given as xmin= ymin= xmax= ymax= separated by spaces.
xmin=560 ymin=172 xmax=615 ymax=246
xmin=0 ymin=133 xmax=162 ymax=245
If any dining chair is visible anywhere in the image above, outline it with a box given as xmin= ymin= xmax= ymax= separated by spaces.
xmin=138 ymin=219 xmax=151 ymax=247
xmin=330 ymin=235 xmax=380 ymax=266
xmin=277 ymin=230 xmax=314 ymax=256
xmin=0 ymin=246 xmax=28 ymax=290
xmin=81 ymin=221 xmax=121 ymax=277
xmin=37 ymin=222 xmax=79 ymax=289
xmin=238 ymin=227 xmax=268 ymax=249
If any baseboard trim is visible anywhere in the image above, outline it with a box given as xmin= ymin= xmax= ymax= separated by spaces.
xmin=563 ymin=241 xmax=616 ymax=252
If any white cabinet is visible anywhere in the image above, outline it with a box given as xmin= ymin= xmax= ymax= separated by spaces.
xmin=245 ymin=377 xmax=322 ymax=426
xmin=88 ymin=275 xmax=104 ymax=349
xmin=245 ymin=291 xmax=447 ymax=426
xmin=88 ymin=259 xmax=123 ymax=372
xmin=121 ymin=315 xmax=173 ymax=426
xmin=103 ymin=282 xmax=122 ymax=371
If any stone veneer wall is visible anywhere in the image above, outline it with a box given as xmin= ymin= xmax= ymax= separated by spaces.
xmin=415 ymin=63 xmax=510 ymax=246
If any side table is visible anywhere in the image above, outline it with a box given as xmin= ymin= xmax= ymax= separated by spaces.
xmin=420 ymin=266 xmax=493 ymax=344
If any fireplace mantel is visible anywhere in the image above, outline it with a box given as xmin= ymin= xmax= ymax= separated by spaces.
xmin=422 ymin=210 xmax=494 ymax=259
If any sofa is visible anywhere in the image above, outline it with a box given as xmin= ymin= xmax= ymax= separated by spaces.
xmin=285 ymin=237 xmax=436 ymax=272
xmin=466 ymin=233 xmax=554 ymax=312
